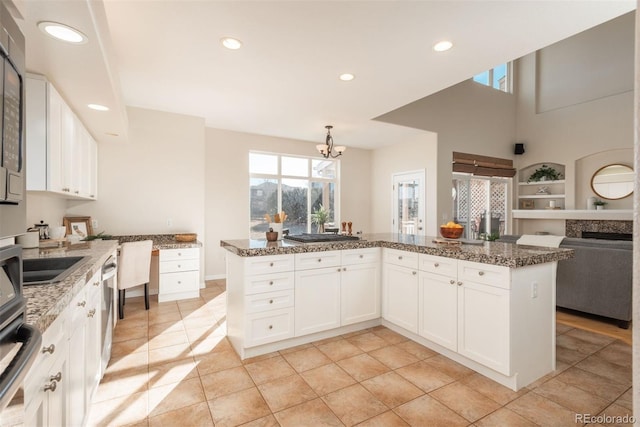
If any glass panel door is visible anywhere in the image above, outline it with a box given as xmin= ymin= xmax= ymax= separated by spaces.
xmin=392 ymin=171 xmax=425 ymax=236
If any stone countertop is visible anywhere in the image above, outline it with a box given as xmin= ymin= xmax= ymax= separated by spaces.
xmin=22 ymin=239 xmax=119 ymax=334
xmin=220 ymin=233 xmax=574 ymax=268
xmin=114 ymin=234 xmax=202 ymax=250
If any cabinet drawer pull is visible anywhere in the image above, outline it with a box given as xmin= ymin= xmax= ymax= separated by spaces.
xmin=478 ymin=271 xmax=485 ymax=276
xmin=44 ymin=381 xmax=57 ymax=392
xmin=317 ymin=258 xmax=322 ymax=262
xmin=434 ymin=263 xmax=439 ymax=267
xmin=269 ymin=281 xmax=274 ymax=286
xmin=359 ymin=254 xmax=364 ymax=259
xmin=450 ymin=280 xmax=455 ymax=285
xmin=88 ymin=309 xmax=96 ymax=318
xmin=412 ymin=271 xmax=417 ymax=276
xmin=337 ymin=268 xmax=341 ymax=272
xmin=178 ymin=253 xmax=182 ymax=257
xmin=269 ymin=300 xmax=274 ymax=304
xmin=269 ymin=262 xmax=274 ymax=267
xmin=93 ymin=281 xmax=100 ymax=287
xmin=178 ymin=281 xmax=182 ymax=284
xmin=77 ymin=301 xmax=86 ymax=308
xmin=268 ymin=325 xmax=273 ymax=330
xmin=42 ymin=344 xmax=55 ymax=354
xmin=398 ymin=256 xmax=403 ymax=260
xmin=457 ymin=281 xmax=463 ymax=286
xmin=50 ymin=372 xmax=62 ymax=382
xmin=343 ymin=267 xmax=346 ymax=271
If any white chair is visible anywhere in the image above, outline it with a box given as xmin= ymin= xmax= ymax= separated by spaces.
xmin=117 ymin=240 xmax=153 ymax=319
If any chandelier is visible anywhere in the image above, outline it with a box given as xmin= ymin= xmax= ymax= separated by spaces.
xmin=316 ymin=125 xmax=346 ymax=159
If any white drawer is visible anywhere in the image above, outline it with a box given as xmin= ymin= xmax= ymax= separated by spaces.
xmin=25 ymin=314 xmax=67 ymax=400
xmin=245 ymin=289 xmax=294 ymax=314
xmin=245 ymin=271 xmax=294 ymax=295
xmin=295 ymin=250 xmax=341 ymax=270
xmin=159 ymin=270 xmax=199 ymax=294
xmin=245 ymin=308 xmax=294 ymax=347
xmin=341 ymin=248 xmax=380 ymax=265
xmin=419 ymin=254 xmax=457 ymax=277
xmin=159 ymin=248 xmax=199 ymax=262
xmin=159 ymin=258 xmax=200 ymax=273
xmin=458 ymin=260 xmax=510 ymax=289
xmin=245 ymin=254 xmax=294 ymax=275
xmin=383 ymin=248 xmax=419 ymax=269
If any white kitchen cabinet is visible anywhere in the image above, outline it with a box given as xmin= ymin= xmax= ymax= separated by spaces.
xmin=23 ymin=313 xmax=69 ymax=427
xmin=158 ymin=248 xmax=200 ymax=302
xmin=26 ymin=75 xmax=98 ymax=200
xmin=67 ymin=286 xmax=87 ymax=427
xmin=382 ymin=248 xmax=419 ymax=333
xmin=340 ymin=248 xmax=380 ymax=325
xmin=418 ymin=271 xmax=457 ymax=350
xmin=85 ymin=271 xmax=103 ymax=411
xmin=294 ymin=266 xmax=341 ymax=336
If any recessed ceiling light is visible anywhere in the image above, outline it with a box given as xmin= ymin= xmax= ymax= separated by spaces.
xmin=88 ymin=104 xmax=109 ymax=111
xmin=433 ymin=40 xmax=453 ymax=52
xmin=339 ymin=73 xmax=355 ymax=81
xmin=221 ymin=37 xmax=243 ymax=50
xmin=38 ymin=21 xmax=87 ymax=44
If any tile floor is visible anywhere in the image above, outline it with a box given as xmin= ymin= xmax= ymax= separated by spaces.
xmin=88 ymin=280 xmax=633 ymax=427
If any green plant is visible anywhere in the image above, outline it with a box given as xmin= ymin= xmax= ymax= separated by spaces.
xmin=311 ymin=204 xmax=331 ymax=226
xmin=527 ymin=164 xmax=563 ymax=183
xmin=83 ymin=231 xmax=113 ymax=241
xmin=593 ymin=200 xmax=608 ymax=206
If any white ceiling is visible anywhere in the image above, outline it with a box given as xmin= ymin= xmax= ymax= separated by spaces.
xmin=14 ymin=0 xmax=636 ymax=149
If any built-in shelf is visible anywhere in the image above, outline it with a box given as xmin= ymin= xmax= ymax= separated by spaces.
xmin=518 ymin=194 xmax=566 ymax=199
xmin=512 ymin=209 xmax=633 ymax=220
xmin=518 ymin=180 xmax=566 ymax=186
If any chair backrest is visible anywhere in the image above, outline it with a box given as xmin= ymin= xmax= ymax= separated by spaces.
xmin=117 ymin=240 xmax=153 ymax=290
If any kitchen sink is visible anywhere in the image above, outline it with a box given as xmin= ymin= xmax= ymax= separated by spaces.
xmin=22 ymin=256 xmax=90 ymax=285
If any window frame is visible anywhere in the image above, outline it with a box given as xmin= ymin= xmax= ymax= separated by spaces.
xmin=473 ymin=62 xmax=513 ymax=94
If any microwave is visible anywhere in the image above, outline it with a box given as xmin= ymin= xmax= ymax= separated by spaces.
xmin=0 ymin=3 xmax=25 ymax=239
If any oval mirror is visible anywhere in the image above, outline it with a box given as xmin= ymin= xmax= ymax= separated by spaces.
xmin=590 ymin=164 xmax=634 ymax=200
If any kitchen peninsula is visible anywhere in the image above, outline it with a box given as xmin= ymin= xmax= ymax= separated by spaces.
xmin=221 ymin=234 xmax=573 ymax=391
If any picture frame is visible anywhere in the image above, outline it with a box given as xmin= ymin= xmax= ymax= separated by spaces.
xmin=63 ymin=216 xmax=93 ymax=239
xmin=520 ymin=200 xmax=535 ymax=210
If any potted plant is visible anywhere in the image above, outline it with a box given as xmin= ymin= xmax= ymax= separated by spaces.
xmin=593 ymin=200 xmax=607 ymax=210
xmin=527 ymin=164 xmax=563 ymax=183
xmin=311 ymin=204 xmax=330 ymax=233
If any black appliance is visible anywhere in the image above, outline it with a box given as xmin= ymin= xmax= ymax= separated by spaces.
xmin=100 ymin=256 xmax=117 ymax=375
xmin=0 ymin=245 xmax=41 ymax=412
xmin=284 ymin=234 xmax=360 ymax=243
xmin=0 ymin=1 xmax=26 ymax=238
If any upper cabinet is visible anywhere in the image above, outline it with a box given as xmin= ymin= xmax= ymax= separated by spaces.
xmin=517 ymin=162 xmax=565 ymax=210
xmin=26 ymin=76 xmax=98 ymax=200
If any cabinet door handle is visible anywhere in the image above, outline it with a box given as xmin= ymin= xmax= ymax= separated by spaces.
xmin=412 ymin=271 xmax=417 ymax=276
xmin=317 ymin=258 xmax=322 ymax=262
xmin=177 ymin=264 xmax=181 ymax=268
xmin=77 ymin=301 xmax=86 ymax=308
xmin=42 ymin=344 xmax=55 ymax=354
xmin=44 ymin=381 xmax=57 ymax=392
xmin=337 ymin=268 xmax=341 ymax=272
xmin=457 ymin=281 xmax=463 ymax=286
xmin=478 ymin=271 xmax=485 ymax=276
xmin=434 ymin=263 xmax=439 ymax=267
xmin=269 ymin=281 xmax=274 ymax=286
xmin=398 ymin=256 xmax=403 ymax=260
xmin=178 ymin=281 xmax=182 ymax=284
xmin=269 ymin=300 xmax=274 ymax=304
xmin=450 ymin=280 xmax=455 ymax=285
xmin=269 ymin=262 xmax=274 ymax=267
xmin=87 ymin=309 xmax=96 ymax=318
xmin=343 ymin=267 xmax=346 ymax=271
xmin=268 ymin=325 xmax=273 ymax=330
xmin=50 ymin=372 xmax=62 ymax=382
xmin=359 ymin=254 xmax=364 ymax=259
xmin=93 ymin=281 xmax=100 ymax=287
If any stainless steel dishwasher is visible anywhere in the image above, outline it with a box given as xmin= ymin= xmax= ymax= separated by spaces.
xmin=100 ymin=255 xmax=117 ymax=376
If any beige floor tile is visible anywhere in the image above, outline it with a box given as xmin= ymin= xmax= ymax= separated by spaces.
xmin=394 ymin=394 xmax=468 ymax=427
xmin=554 ymin=367 xmax=630 ymax=402
xmin=460 ymin=373 xmax=528 ymax=405
xmin=147 ymin=329 xmax=189 ymax=350
xmin=394 ymin=339 xmax=438 ymax=360
xmin=281 ymin=346 xmax=332 ymax=372
xmin=273 ymin=398 xmax=342 ymax=427
xmin=475 ymin=407 xmax=538 ymax=427
xmin=148 ymin=376 xmax=206 ymax=417
xmin=368 ymin=345 xmax=419 ymax=369
xmin=525 ymin=360 xmax=572 ymax=390
xmin=346 ymin=332 xmax=390 ymax=352
xmin=337 ymin=353 xmax=390 ymax=382
xmin=507 ymin=391 xmax=581 ymax=427
xmin=277 ymin=342 xmax=314 ymax=355
xmin=395 ymin=360 xmax=455 ymax=393
xmin=148 ymin=308 xmax=182 ymax=325
xmin=182 ymin=314 xmax=219 ymax=330
xmin=576 ymin=355 xmax=632 ymax=387
xmin=532 ymin=378 xmax=610 ymax=415
xmin=148 ymin=401 xmax=214 ymax=427
xmin=322 ymin=383 xmax=388 ymax=427
xmin=200 ymin=366 xmax=256 ymax=400
xmin=148 ymin=358 xmax=199 ymax=389
xmin=430 ymin=381 xmax=502 ymax=422
xmin=244 ymin=355 xmax=296 ymax=385
xmin=596 ymin=341 xmax=632 ymax=368
xmin=189 ymin=334 xmax=230 ymax=356
xmin=371 ymin=327 xmax=409 ymax=345
xmin=94 ymin=366 xmax=149 ymax=403
xmin=556 ymin=333 xmax=608 ymax=356
xmin=555 ymin=345 xmax=590 ymax=365
xmin=300 ymin=363 xmax=357 ymax=396
xmin=312 ymin=335 xmax=344 ymax=346
xmin=195 ymin=349 xmax=243 ymax=377
xmin=556 ymin=323 xmax=574 ymax=335
xmin=258 ymin=374 xmax=318 ymax=412
xmin=239 ymin=414 xmax=280 ymax=427
xmin=565 ymin=328 xmax=616 ymax=347
xmin=208 ymin=387 xmax=272 ymax=427
xmin=106 ymin=350 xmax=149 ymax=376
xmin=316 ymin=339 xmax=363 ymax=361
xmin=361 ymin=371 xmax=424 ymax=408
xmin=597 ymin=402 xmax=635 ymax=425
xmin=111 ymin=337 xmax=149 ymax=357
xmin=355 ymin=410 xmax=409 ymax=426
xmin=88 ymin=390 xmax=149 ymax=427
xmin=148 ymin=320 xmax=185 ymax=337
xmin=614 ymin=388 xmax=633 ymax=411
xmin=113 ymin=323 xmax=149 ymax=343
xmin=423 ymin=354 xmax=476 ymax=380
xmin=241 ymin=351 xmax=281 ymax=365
xmin=148 ymin=341 xmax=194 ymax=366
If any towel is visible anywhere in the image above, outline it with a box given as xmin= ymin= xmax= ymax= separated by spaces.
xmin=516 ymin=234 xmax=565 ymax=248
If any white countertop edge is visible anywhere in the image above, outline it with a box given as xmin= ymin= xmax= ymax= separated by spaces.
xmin=512 ymin=209 xmax=633 ymax=220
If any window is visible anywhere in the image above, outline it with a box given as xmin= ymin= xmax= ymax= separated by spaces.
xmin=452 ymin=173 xmax=511 ymax=240
xmin=473 ymin=62 xmax=512 ymax=93
xmin=249 ymin=152 xmax=339 ymax=239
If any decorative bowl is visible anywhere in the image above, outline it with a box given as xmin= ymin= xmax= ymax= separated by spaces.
xmin=175 ymin=233 xmax=197 ymax=242
xmin=440 ymin=225 xmax=464 ymax=239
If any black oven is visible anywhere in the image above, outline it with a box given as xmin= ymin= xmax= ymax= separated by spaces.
xmin=0 ymin=245 xmax=41 ymax=412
